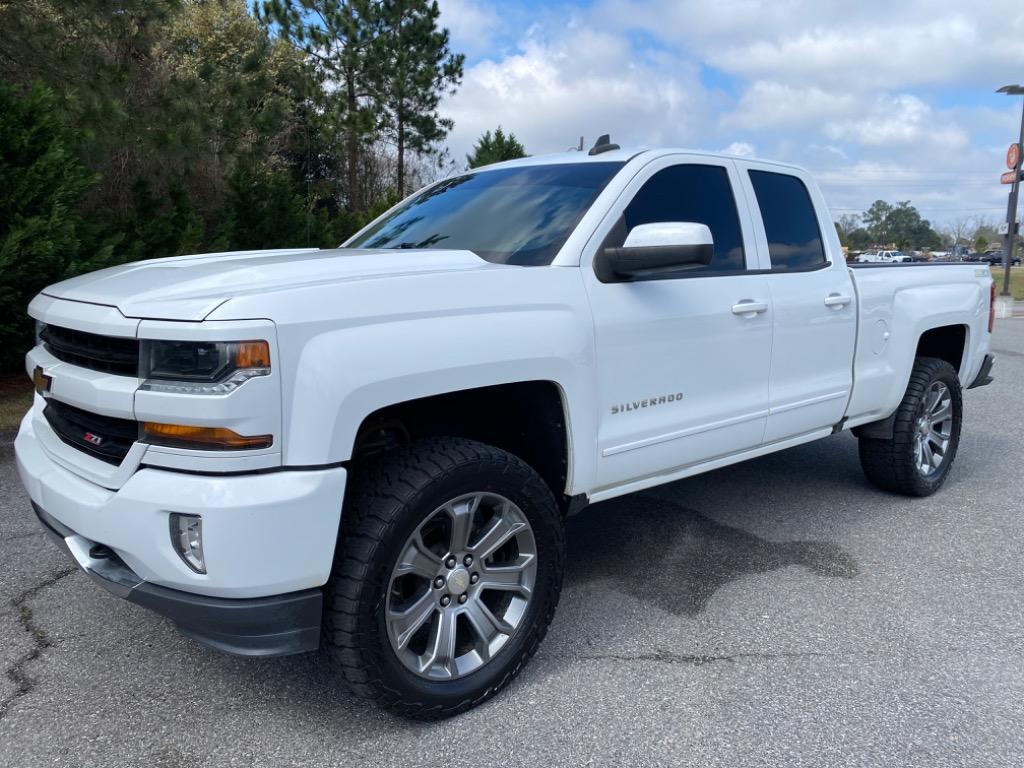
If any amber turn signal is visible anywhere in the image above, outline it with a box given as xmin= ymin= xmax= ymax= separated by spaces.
xmin=233 ymin=341 xmax=271 ymax=370
xmin=142 ymin=422 xmax=273 ymax=450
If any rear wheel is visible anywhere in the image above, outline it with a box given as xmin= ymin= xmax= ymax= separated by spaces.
xmin=323 ymin=438 xmax=564 ymax=720
xmin=858 ymin=356 xmax=962 ymax=497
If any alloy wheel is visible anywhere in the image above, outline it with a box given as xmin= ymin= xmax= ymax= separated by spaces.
xmin=913 ymin=381 xmax=953 ymax=477
xmin=385 ymin=492 xmax=537 ymax=680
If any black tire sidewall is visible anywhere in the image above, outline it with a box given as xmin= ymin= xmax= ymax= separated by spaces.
xmin=339 ymin=445 xmax=563 ymax=713
xmin=902 ymin=360 xmax=963 ymax=494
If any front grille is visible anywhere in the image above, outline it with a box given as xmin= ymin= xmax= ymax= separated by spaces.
xmin=43 ymin=399 xmax=137 ymax=465
xmin=41 ymin=324 xmax=139 ymax=376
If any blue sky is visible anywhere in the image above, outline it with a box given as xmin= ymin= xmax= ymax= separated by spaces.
xmin=436 ymin=0 xmax=1024 ymax=227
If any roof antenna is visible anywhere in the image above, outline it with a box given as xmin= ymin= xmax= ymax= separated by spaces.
xmin=588 ymin=134 xmax=619 ymax=156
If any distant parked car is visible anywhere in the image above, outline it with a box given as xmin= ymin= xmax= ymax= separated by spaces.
xmin=856 ymin=250 xmax=907 ymax=264
xmin=984 ymin=252 xmax=1020 ymax=266
xmin=855 ymin=251 xmax=883 ymax=263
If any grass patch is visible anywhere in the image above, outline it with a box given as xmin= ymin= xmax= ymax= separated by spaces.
xmin=991 ymin=266 xmax=1024 ymax=300
xmin=0 ymin=374 xmax=33 ymax=432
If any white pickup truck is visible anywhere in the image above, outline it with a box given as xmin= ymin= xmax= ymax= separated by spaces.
xmin=855 ymin=249 xmax=908 ymax=263
xmin=16 ymin=141 xmax=995 ymax=719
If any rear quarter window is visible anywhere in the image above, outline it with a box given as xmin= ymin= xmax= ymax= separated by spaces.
xmin=748 ymin=170 xmax=827 ymax=271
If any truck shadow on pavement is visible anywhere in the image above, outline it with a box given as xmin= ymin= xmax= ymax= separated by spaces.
xmin=565 ymin=493 xmax=859 ymax=616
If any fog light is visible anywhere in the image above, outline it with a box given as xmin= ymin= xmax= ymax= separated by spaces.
xmin=169 ymin=513 xmax=205 ymax=573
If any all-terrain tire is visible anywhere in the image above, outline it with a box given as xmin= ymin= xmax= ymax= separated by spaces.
xmin=858 ymin=356 xmax=962 ymax=497
xmin=323 ymin=437 xmax=564 ymax=720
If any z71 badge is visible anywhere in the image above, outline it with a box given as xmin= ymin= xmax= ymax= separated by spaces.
xmin=611 ymin=392 xmax=683 ymax=415
xmin=82 ymin=432 xmax=104 ymax=446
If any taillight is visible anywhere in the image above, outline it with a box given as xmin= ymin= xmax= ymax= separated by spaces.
xmin=989 ymin=282 xmax=996 ymax=333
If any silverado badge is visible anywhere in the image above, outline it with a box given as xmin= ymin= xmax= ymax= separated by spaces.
xmin=611 ymin=392 xmax=683 ymax=415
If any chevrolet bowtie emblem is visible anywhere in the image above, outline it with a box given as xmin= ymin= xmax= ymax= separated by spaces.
xmin=32 ymin=366 xmax=52 ymax=395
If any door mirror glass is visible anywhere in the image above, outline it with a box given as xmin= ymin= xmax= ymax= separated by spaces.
xmin=600 ymin=222 xmax=714 ymax=281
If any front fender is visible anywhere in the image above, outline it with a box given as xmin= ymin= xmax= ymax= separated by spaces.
xmin=230 ymin=266 xmax=599 ymax=492
xmin=288 ymin=311 xmax=592 ymax=466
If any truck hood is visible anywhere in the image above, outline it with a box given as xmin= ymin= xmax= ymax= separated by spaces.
xmin=42 ymin=247 xmax=502 ymax=320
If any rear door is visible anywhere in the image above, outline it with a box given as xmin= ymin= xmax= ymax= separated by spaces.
xmin=582 ymin=155 xmax=772 ymax=493
xmin=737 ymin=165 xmax=857 ymax=443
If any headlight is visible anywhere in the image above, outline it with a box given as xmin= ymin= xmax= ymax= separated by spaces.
xmin=139 ymin=340 xmax=270 ymax=395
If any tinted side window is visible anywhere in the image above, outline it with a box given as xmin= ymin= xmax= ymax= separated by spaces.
xmin=619 ymin=164 xmax=745 ymax=271
xmin=748 ymin=170 xmax=826 ymax=270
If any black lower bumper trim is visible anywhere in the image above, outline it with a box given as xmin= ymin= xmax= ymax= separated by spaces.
xmin=32 ymin=502 xmax=322 ymax=657
xmin=128 ymin=581 xmax=322 ymax=657
xmin=968 ymin=353 xmax=994 ymax=389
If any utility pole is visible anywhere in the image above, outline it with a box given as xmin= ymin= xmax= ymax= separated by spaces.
xmin=997 ymin=84 xmax=1024 ymax=297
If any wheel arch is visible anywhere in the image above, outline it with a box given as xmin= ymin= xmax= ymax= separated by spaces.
xmin=347 ymin=380 xmax=576 ymax=510
xmin=915 ymin=323 xmax=969 ymax=374
xmin=853 ymin=326 xmax=967 ymax=441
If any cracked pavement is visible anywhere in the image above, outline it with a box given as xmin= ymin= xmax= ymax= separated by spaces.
xmin=1 ymin=322 xmax=1023 ymax=767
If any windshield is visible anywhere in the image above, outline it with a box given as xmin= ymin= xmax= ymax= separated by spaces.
xmin=345 ymin=162 xmax=624 ymax=266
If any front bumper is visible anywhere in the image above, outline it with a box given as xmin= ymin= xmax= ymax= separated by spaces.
xmin=34 ymin=503 xmax=322 ymax=655
xmin=15 ymin=412 xmax=348 ymax=655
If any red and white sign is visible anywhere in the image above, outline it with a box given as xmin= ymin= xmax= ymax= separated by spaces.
xmin=1009 ymin=143 xmax=1022 ymax=170
xmin=1002 ymin=170 xmax=1022 ymax=185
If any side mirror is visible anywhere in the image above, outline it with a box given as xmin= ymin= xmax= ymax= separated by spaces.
xmin=598 ymin=222 xmax=714 ymax=281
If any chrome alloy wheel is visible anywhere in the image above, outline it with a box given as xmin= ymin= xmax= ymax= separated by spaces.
xmin=913 ymin=381 xmax=953 ymax=477
xmin=385 ymin=492 xmax=537 ymax=680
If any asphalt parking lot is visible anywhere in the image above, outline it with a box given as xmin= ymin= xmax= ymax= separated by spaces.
xmin=1 ymin=323 xmax=1022 ymax=768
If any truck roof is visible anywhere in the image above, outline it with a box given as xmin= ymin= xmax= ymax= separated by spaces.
xmin=477 ymin=146 xmax=809 ymax=175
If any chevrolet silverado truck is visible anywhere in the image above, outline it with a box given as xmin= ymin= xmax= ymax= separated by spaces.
xmin=16 ymin=141 xmax=996 ymax=719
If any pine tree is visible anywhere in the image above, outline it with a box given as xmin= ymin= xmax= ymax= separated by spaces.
xmin=374 ymin=0 xmax=463 ymax=197
xmin=466 ymin=127 xmax=527 ymax=169
xmin=258 ymin=0 xmax=387 ymax=212
xmin=0 ymin=84 xmax=107 ymax=370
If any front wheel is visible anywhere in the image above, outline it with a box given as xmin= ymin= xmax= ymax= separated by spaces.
xmin=858 ymin=356 xmax=962 ymax=497
xmin=323 ymin=438 xmax=564 ymax=720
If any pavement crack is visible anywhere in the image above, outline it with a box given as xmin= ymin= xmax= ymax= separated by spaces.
xmin=0 ymin=567 xmax=76 ymax=722
xmin=567 ymin=649 xmax=842 ymax=667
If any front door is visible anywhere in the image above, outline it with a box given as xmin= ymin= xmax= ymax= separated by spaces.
xmin=583 ymin=156 xmax=773 ymax=493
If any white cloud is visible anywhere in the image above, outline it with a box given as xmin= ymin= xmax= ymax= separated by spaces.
xmin=720 ymin=141 xmax=756 ymax=157
xmin=436 ymin=0 xmax=502 ymax=56
xmin=710 ymin=18 xmax=982 ymax=90
xmin=599 ymin=0 xmax=1024 ymax=90
xmin=822 ymin=94 xmax=970 ymax=148
xmin=442 ymin=25 xmax=710 ymax=165
xmin=725 ymin=82 xmax=858 ymax=129
xmin=433 ymin=1 xmax=1021 ymax=225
